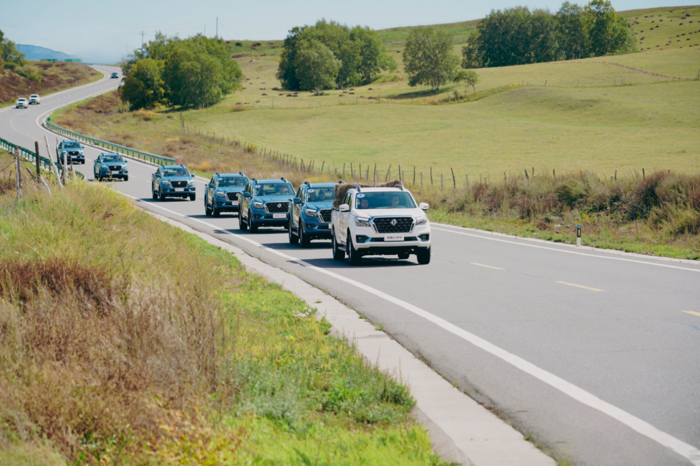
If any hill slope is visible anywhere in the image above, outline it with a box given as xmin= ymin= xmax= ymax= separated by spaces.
xmin=17 ymin=44 xmax=78 ymax=61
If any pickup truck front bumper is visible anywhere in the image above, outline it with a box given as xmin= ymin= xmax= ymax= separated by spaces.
xmin=351 ymin=223 xmax=431 ymax=256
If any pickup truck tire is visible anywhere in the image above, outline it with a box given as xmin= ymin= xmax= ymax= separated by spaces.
xmin=347 ymin=233 xmax=362 ymax=266
xmin=212 ymin=208 xmax=220 ymax=217
xmin=124 ymin=176 xmax=129 ymax=182
xmin=205 ymin=198 xmax=212 ymax=216
xmin=289 ymin=218 xmax=299 ymax=244
xmin=417 ymin=247 xmax=431 ymax=265
xmin=249 ymin=211 xmax=258 ymax=233
xmin=190 ymin=194 xmax=196 ymax=201
xmin=299 ymin=223 xmax=310 ymax=248
xmin=238 ymin=210 xmax=248 ymax=231
xmin=398 ymin=252 xmax=410 ymax=260
xmin=332 ymin=231 xmax=345 ymax=261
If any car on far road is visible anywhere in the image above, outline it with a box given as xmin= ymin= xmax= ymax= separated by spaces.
xmin=111 ymin=72 xmax=119 ymax=79
xmin=29 ymin=94 xmax=41 ymax=105
xmin=238 ymin=177 xmax=295 ymax=233
xmin=15 ymin=98 xmax=28 ymax=109
xmin=204 ymin=172 xmax=248 ymax=217
xmin=289 ymin=181 xmax=340 ymax=247
xmin=94 ymin=153 xmax=128 ymax=181
xmin=152 ymin=164 xmax=196 ymax=201
xmin=57 ymin=140 xmax=86 ymax=165
xmin=330 ymin=183 xmax=431 ymax=265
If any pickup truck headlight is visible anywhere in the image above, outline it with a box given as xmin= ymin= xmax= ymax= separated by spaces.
xmin=304 ymin=208 xmax=317 ymax=215
xmin=415 ymin=216 xmax=428 ymax=226
xmin=354 ymin=216 xmax=371 ymax=227
xmin=215 ymin=191 xmax=225 ymax=198
xmin=188 ymin=179 xmax=196 ymax=186
xmin=122 ymin=165 xmax=128 ymax=171
xmin=162 ymin=179 xmax=171 ymax=185
xmin=253 ymin=201 xmax=264 ymax=209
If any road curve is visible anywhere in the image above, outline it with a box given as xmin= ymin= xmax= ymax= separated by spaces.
xmin=2 ymin=67 xmax=699 ymax=466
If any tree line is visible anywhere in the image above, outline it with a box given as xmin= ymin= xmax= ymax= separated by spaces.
xmin=462 ymin=0 xmax=635 ymax=68
xmin=120 ymin=33 xmax=242 ymax=110
xmin=277 ymin=20 xmax=397 ymax=94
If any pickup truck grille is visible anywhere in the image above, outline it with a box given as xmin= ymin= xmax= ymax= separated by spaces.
xmin=319 ymin=209 xmax=332 ymax=223
xmin=110 ymin=165 xmax=122 ymax=171
xmin=374 ymin=217 xmax=414 ymax=233
xmin=171 ymin=180 xmax=187 ymax=188
xmin=266 ymin=202 xmax=289 ymax=213
xmin=68 ymin=151 xmax=80 ymax=155
xmin=226 ymin=192 xmax=239 ymax=201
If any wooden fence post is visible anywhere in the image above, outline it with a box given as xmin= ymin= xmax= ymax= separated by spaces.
xmin=451 ymin=168 xmax=456 ymax=188
xmin=35 ymin=141 xmax=41 ymax=178
xmin=15 ymin=148 xmax=22 ymax=200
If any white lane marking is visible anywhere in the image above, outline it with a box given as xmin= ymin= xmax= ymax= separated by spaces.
xmin=122 ymin=193 xmax=700 ymax=465
xmin=471 ymin=262 xmax=504 ymax=270
xmin=432 ymin=226 xmax=700 ymax=273
xmin=555 ymin=281 xmax=604 ymax=292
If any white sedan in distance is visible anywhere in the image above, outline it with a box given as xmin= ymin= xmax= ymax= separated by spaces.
xmin=16 ymin=98 xmax=28 ymax=109
xmin=29 ymin=94 xmax=41 ymax=105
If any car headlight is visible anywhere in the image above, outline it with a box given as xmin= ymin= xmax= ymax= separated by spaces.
xmin=253 ymin=201 xmax=264 ymax=209
xmin=162 ymin=179 xmax=171 ymax=185
xmin=415 ymin=216 xmax=428 ymax=226
xmin=354 ymin=216 xmax=371 ymax=227
xmin=122 ymin=165 xmax=128 ymax=171
xmin=188 ymin=179 xmax=196 ymax=186
xmin=215 ymin=191 xmax=225 ymax=198
xmin=305 ymin=208 xmax=317 ymax=215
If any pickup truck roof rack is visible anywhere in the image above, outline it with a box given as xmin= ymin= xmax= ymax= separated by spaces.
xmin=337 ymin=180 xmax=345 ymax=184
xmin=353 ymin=184 xmax=362 ymax=192
xmin=303 ymin=181 xmax=311 ymax=186
xmin=281 ymin=177 xmax=288 ymax=182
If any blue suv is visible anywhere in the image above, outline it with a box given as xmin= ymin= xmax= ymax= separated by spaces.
xmin=151 ymin=164 xmax=196 ymax=201
xmin=204 ymin=172 xmax=248 ymax=216
xmin=238 ymin=178 xmax=295 ymax=233
xmin=289 ymin=181 xmax=339 ymax=247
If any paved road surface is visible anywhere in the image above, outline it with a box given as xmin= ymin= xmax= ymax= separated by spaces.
xmin=2 ymin=66 xmax=700 ymax=466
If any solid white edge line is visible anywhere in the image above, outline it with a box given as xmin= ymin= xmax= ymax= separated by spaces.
xmin=122 ymin=193 xmax=700 ymax=465
xmin=432 ymin=226 xmax=700 ymax=273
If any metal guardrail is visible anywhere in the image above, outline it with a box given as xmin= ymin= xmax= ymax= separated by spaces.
xmin=0 ymin=136 xmax=54 ymax=171
xmin=45 ymin=118 xmax=177 ymax=165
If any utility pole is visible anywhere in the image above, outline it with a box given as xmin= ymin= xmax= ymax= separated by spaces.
xmin=140 ymin=31 xmax=145 ymax=48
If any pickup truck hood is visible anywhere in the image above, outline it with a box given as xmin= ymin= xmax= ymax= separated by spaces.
xmin=102 ymin=160 xmax=126 ymax=168
xmin=306 ymin=202 xmax=333 ymax=211
xmin=162 ymin=176 xmax=192 ymax=183
xmin=217 ymin=187 xmax=245 ymax=193
xmin=258 ymin=196 xmax=294 ymax=204
xmin=355 ymin=208 xmax=425 ymax=219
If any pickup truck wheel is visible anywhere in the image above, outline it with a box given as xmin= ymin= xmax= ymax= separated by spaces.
xmin=152 ymin=188 xmax=157 ymax=200
xmin=299 ymin=223 xmax=310 ymax=248
xmin=205 ymin=197 xmax=212 ymax=216
xmin=332 ymin=231 xmax=345 ymax=261
xmin=239 ymin=210 xmax=248 ymax=231
xmin=190 ymin=194 xmax=196 ymax=201
xmin=249 ymin=211 xmax=258 ymax=233
xmin=212 ymin=207 xmax=220 ymax=217
xmin=124 ymin=176 xmax=129 ymax=182
xmin=347 ymin=233 xmax=362 ymax=266
xmin=398 ymin=252 xmax=410 ymax=260
xmin=417 ymin=247 xmax=431 ymax=265
xmin=289 ymin=218 xmax=299 ymax=244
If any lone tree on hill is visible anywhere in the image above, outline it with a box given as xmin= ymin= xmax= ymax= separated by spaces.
xmin=453 ymin=69 xmax=479 ymax=94
xmin=403 ymin=28 xmax=459 ymax=92
xmin=295 ymin=39 xmax=341 ymax=95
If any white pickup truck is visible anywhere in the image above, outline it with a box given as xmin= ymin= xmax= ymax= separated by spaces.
xmin=330 ymin=183 xmax=431 ymax=265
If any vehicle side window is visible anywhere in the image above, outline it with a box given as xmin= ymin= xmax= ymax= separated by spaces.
xmin=343 ymin=193 xmax=351 ymax=206
xmin=210 ymin=177 xmax=216 ymax=186
xmin=297 ymin=187 xmax=303 ymax=199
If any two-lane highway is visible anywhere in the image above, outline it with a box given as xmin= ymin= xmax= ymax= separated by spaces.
xmin=2 ymin=67 xmax=699 ymax=466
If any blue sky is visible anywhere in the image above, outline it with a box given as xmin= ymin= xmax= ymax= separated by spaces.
xmin=2 ymin=0 xmax=697 ymax=63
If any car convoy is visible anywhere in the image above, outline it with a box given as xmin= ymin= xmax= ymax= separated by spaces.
xmin=15 ymin=94 xmax=41 ymax=108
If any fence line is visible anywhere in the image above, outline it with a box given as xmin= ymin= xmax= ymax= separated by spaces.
xmin=0 ymin=136 xmax=54 ymax=172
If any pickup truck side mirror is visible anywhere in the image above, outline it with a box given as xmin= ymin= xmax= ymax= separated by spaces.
xmin=293 ymin=197 xmax=302 ymax=204
xmin=243 ymin=192 xmax=251 ymax=198
xmin=419 ymin=202 xmax=429 ymax=211
xmin=339 ymin=204 xmax=350 ymax=212
xmin=191 ymin=174 xmax=195 ymax=178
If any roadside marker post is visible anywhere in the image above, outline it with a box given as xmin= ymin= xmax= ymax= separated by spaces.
xmin=577 ymin=224 xmax=582 ymax=247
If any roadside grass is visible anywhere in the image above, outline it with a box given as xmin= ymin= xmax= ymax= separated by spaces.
xmin=0 ymin=154 xmax=447 ymax=464
xmin=0 ymin=62 xmax=102 ymax=105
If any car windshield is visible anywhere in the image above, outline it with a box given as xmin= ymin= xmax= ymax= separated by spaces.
xmin=253 ymin=183 xmax=293 ymax=196
xmin=64 ymin=141 xmax=80 ymax=148
xmin=18 ymin=99 xmax=26 ymax=101
xmin=31 ymin=95 xmax=38 ymax=98
xmin=103 ymin=155 xmax=123 ymax=162
xmin=355 ymin=191 xmax=416 ymax=210
xmin=219 ymin=177 xmax=246 ymax=187
xmin=306 ymin=187 xmax=334 ymax=202
xmin=164 ymin=167 xmax=190 ymax=177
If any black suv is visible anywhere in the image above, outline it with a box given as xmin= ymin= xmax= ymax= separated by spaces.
xmin=204 ymin=172 xmax=248 ymax=216
xmin=289 ymin=181 xmax=339 ymax=247
xmin=238 ymin=178 xmax=295 ymax=233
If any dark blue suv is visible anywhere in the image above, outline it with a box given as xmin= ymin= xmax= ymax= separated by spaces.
xmin=151 ymin=164 xmax=196 ymax=201
xmin=289 ymin=181 xmax=339 ymax=247
xmin=204 ymin=172 xmax=248 ymax=216
xmin=238 ymin=178 xmax=295 ymax=233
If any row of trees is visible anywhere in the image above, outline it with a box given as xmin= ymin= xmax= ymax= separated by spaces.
xmin=0 ymin=29 xmax=25 ymax=70
xmin=120 ymin=33 xmax=242 ymax=110
xmin=277 ymin=20 xmax=397 ymax=93
xmin=462 ymin=0 xmax=635 ymax=68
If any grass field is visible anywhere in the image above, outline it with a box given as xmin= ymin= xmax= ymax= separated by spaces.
xmin=0 ymin=151 xmax=449 ymax=464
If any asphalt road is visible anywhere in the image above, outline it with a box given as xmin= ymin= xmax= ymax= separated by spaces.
xmin=2 ymin=66 xmax=700 ymax=466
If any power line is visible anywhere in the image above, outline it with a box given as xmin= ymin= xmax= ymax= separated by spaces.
xmin=139 ymin=31 xmax=145 ymax=47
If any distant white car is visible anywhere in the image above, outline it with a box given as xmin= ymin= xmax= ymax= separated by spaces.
xmin=16 ymin=98 xmax=28 ymax=109
xmin=29 ymin=94 xmax=41 ymax=105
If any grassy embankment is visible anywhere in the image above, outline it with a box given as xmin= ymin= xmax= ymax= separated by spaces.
xmin=0 ymin=62 xmax=102 ymax=107
xmin=0 ymin=151 xmax=447 ymax=465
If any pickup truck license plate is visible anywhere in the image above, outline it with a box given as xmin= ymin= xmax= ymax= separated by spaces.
xmin=231 ymin=201 xmax=238 ymax=206
xmin=174 ymin=188 xmax=184 ymax=192
xmin=385 ymin=235 xmax=404 ymax=242
xmin=273 ymin=213 xmax=286 ymax=219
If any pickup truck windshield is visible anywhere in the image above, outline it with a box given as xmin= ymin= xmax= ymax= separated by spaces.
xmin=219 ymin=177 xmax=246 ymax=187
xmin=306 ymin=187 xmax=334 ymax=202
xmin=103 ymin=155 xmax=123 ymax=162
xmin=164 ymin=167 xmax=190 ymax=177
xmin=63 ymin=142 xmax=81 ymax=148
xmin=254 ymin=183 xmax=293 ymax=196
xmin=355 ymin=192 xmax=416 ymax=210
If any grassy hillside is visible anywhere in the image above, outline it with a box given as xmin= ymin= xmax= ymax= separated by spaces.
xmin=622 ymin=5 xmax=700 ymax=51
xmin=0 ymin=61 xmax=101 ymax=106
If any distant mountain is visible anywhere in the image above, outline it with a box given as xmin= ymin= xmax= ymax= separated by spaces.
xmin=17 ymin=44 xmax=79 ymax=61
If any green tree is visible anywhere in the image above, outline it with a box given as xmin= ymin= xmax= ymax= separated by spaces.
xmin=583 ymin=0 xmax=635 ymax=56
xmin=557 ymin=2 xmax=586 ymax=59
xmin=461 ymin=33 xmax=483 ymax=69
xmin=454 ymin=69 xmax=479 ymax=93
xmin=529 ymin=9 xmax=559 ymax=63
xmin=473 ymin=7 xmax=534 ymax=68
xmin=277 ymin=26 xmax=306 ymax=91
xmin=294 ymin=39 xmax=340 ymax=94
xmin=0 ymin=29 xmax=25 ymax=69
xmin=403 ymin=28 xmax=459 ymax=91
xmin=351 ymin=26 xmax=396 ymax=82
xmin=120 ymin=58 xmax=165 ymax=110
